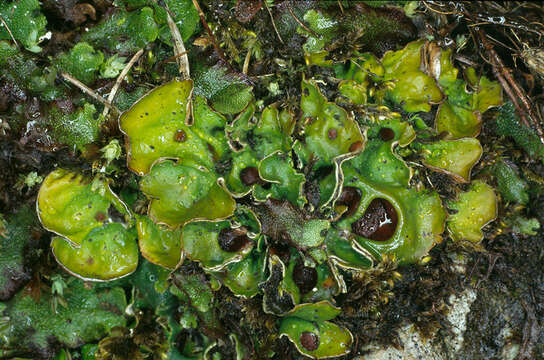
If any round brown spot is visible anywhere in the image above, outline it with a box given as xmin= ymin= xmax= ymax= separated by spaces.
xmin=336 ymin=186 xmax=362 ymax=218
xmin=174 ymin=129 xmax=187 ymax=142
xmin=300 ymin=331 xmax=319 ymax=351
xmin=240 ymin=166 xmax=263 ymax=186
xmin=94 ymin=212 xmax=106 ymax=222
xmin=349 ymin=141 xmax=364 ymax=152
xmin=218 ymin=228 xmax=249 ymax=252
xmin=293 ymin=262 xmax=318 ymax=294
xmin=379 ymin=127 xmax=395 ymax=141
xmin=327 ymin=128 xmax=338 ymax=140
xmin=351 ymin=198 xmax=398 ymax=241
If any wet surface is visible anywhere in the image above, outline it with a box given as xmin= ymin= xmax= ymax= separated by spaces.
xmin=352 ymin=198 xmax=398 ymax=241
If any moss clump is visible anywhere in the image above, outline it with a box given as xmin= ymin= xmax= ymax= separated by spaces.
xmin=495 ymin=102 xmax=544 ymax=162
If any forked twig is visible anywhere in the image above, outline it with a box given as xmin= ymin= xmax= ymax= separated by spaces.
xmin=60 ymin=72 xmax=119 ymax=113
xmin=473 ymin=28 xmax=544 ymax=144
xmin=102 ymin=48 xmax=144 ymax=119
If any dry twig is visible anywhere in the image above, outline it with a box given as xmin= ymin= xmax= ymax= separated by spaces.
xmin=164 ymin=3 xmax=190 ymax=79
xmin=191 ymin=0 xmax=230 ymax=66
xmin=264 ymin=0 xmax=284 ymax=44
xmin=473 ymin=28 xmax=544 ymax=144
xmin=60 ymin=72 xmax=119 ymax=113
xmin=102 ymin=49 xmax=144 ymax=119
xmin=286 ymin=4 xmax=319 ymax=38
xmin=0 ymin=16 xmax=18 ymax=48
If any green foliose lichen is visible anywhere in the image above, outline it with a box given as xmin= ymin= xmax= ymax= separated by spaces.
xmin=30 ymin=18 xmax=515 ymax=357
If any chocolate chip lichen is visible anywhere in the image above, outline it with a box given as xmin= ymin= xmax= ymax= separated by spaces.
xmin=34 ymin=35 xmax=501 ymax=356
xmin=5 ymin=1 xmax=540 ymax=359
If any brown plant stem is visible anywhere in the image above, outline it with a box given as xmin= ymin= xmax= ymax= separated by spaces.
xmin=191 ymin=0 xmax=230 ymax=67
xmin=473 ymin=28 xmax=544 ymax=144
xmin=60 ymin=72 xmax=118 ymax=113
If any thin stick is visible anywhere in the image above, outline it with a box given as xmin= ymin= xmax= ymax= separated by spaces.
xmin=286 ymin=5 xmax=319 ymax=38
xmin=264 ymin=0 xmax=284 ymax=44
xmin=164 ymin=3 xmax=190 ymax=79
xmin=337 ymin=0 xmax=344 ymax=14
xmin=158 ymin=0 xmax=193 ymax=125
xmin=102 ymin=49 xmax=144 ymax=119
xmin=422 ymin=1 xmax=459 ymax=16
xmin=242 ymin=50 xmax=251 ymax=75
xmin=60 ymin=72 xmax=119 ymax=113
xmin=452 ymin=54 xmax=477 ymax=67
xmin=157 ymin=50 xmax=188 ymax=67
xmin=191 ymin=0 xmax=230 ymax=66
xmin=475 ymin=29 xmax=544 ymax=143
xmin=484 ymin=33 xmax=517 ymax=52
xmin=0 ymin=15 xmax=18 ymax=48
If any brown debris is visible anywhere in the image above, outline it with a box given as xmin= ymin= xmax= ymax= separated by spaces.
xmin=235 ymin=0 xmax=262 ymax=23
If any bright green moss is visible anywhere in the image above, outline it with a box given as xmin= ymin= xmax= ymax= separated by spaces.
xmin=82 ymin=7 xmax=159 ymax=53
xmin=193 ymin=62 xmax=254 ymax=115
xmin=0 ymin=206 xmax=42 ymax=301
xmin=0 ymin=0 xmax=47 ymax=52
xmin=491 ymin=160 xmax=529 ymax=205
xmin=55 ymin=43 xmax=104 ymax=85
xmin=495 ymin=102 xmax=544 ymax=161
xmin=0 ymin=279 xmax=126 ymax=355
xmin=49 ymin=103 xmax=100 ymax=151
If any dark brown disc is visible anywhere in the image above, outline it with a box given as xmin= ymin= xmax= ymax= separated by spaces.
xmin=351 ymin=198 xmax=398 ymax=241
xmin=349 ymin=141 xmax=364 ymax=152
xmin=300 ymin=331 xmax=319 ymax=351
xmin=379 ymin=127 xmax=395 ymax=141
xmin=327 ymin=128 xmax=338 ymax=140
xmin=174 ymin=129 xmax=187 ymax=142
xmin=240 ymin=166 xmax=263 ymax=186
xmin=336 ymin=186 xmax=362 ymax=218
xmin=218 ymin=228 xmax=249 ymax=252
xmin=293 ymin=262 xmax=318 ymax=294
